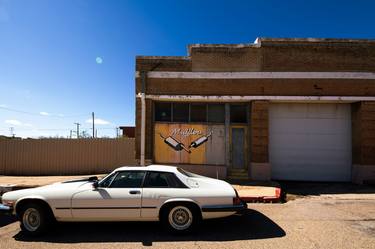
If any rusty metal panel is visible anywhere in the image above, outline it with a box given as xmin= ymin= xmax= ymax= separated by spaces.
xmin=206 ymin=125 xmax=225 ymax=165
xmin=0 ymin=138 xmax=136 ymax=176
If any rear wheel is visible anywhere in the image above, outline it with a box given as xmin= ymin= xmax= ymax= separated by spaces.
xmin=161 ymin=204 xmax=200 ymax=233
xmin=19 ymin=203 xmax=51 ymax=236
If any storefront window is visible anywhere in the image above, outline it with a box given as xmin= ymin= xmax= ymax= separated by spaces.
xmin=208 ymin=104 xmax=225 ymax=123
xmin=172 ymin=103 xmax=189 ymax=122
xmin=190 ymin=104 xmax=207 ymax=122
xmin=155 ymin=102 xmax=172 ymax=122
xmin=230 ymin=104 xmax=248 ymax=123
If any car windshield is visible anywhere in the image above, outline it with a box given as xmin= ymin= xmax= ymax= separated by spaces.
xmin=99 ymin=172 xmax=117 ymax=187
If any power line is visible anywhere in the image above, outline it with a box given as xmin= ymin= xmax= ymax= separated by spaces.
xmin=0 ymin=106 xmax=88 ymax=118
xmin=0 ymin=127 xmax=118 ymax=131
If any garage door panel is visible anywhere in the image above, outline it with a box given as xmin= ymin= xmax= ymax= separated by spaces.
xmin=269 ymin=103 xmax=352 ymax=182
xmin=270 ymin=104 xmax=349 ymax=119
xmin=271 ymin=148 xmax=351 ymax=163
xmin=271 ymin=133 xmax=350 ymax=150
xmin=270 ymin=118 xmax=350 ymax=134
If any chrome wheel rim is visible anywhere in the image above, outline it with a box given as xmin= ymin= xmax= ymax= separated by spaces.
xmin=23 ymin=208 xmax=41 ymax=232
xmin=168 ymin=206 xmax=193 ymax=231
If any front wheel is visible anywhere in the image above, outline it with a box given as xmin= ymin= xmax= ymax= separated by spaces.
xmin=19 ymin=203 xmax=51 ymax=235
xmin=161 ymin=204 xmax=200 ymax=233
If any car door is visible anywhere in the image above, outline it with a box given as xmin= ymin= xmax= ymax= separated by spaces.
xmin=141 ymin=171 xmax=190 ymax=219
xmin=71 ymin=170 xmax=145 ymax=221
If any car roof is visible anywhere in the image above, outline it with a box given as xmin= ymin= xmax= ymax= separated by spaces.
xmin=114 ymin=164 xmax=178 ymax=173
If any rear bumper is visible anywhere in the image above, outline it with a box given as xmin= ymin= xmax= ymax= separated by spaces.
xmin=201 ymin=200 xmax=248 ymax=213
xmin=0 ymin=204 xmax=13 ymax=216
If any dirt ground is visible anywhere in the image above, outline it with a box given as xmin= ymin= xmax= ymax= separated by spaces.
xmin=1 ymin=188 xmax=375 ymax=249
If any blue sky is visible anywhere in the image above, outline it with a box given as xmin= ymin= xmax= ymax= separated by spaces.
xmin=0 ymin=0 xmax=374 ymax=138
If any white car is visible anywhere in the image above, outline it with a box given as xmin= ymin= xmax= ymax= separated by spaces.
xmin=0 ymin=165 xmax=247 ymax=235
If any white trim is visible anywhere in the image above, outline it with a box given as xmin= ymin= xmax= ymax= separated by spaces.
xmin=136 ymin=93 xmax=375 ymax=102
xmin=135 ymin=71 xmax=375 ymax=79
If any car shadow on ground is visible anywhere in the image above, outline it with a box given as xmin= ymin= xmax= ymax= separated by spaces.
xmin=279 ymin=181 xmax=375 ymax=201
xmin=0 ymin=214 xmax=17 ymax=227
xmin=13 ymin=209 xmax=285 ymax=246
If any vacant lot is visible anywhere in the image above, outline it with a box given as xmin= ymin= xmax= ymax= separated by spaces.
xmin=1 ymin=190 xmax=374 ymax=249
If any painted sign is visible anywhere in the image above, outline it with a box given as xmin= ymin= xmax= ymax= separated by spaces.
xmin=154 ymin=124 xmax=225 ymax=165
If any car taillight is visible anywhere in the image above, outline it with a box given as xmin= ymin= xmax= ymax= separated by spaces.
xmin=233 ymin=197 xmax=242 ymax=205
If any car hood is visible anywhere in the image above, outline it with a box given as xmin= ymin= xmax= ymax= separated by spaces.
xmin=2 ymin=180 xmax=94 ymax=201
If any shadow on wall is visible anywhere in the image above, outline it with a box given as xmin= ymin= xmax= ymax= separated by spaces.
xmin=13 ymin=209 xmax=285 ymax=245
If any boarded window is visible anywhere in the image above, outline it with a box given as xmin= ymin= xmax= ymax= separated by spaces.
xmin=208 ymin=104 xmax=225 ymax=123
xmin=230 ymin=104 xmax=247 ymax=123
xmin=173 ymin=103 xmax=189 ymax=122
xmin=155 ymin=103 xmax=171 ymax=122
xmin=190 ymin=104 xmax=207 ymax=122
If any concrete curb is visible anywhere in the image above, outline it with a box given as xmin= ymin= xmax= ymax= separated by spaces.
xmin=239 ymin=187 xmax=282 ymax=203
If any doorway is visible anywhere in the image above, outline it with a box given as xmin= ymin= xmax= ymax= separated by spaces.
xmin=231 ymin=128 xmax=245 ymax=169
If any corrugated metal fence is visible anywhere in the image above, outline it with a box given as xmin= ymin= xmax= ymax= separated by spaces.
xmin=0 ymin=138 xmax=136 ymax=175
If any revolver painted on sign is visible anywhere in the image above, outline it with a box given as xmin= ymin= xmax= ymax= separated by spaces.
xmin=159 ymin=133 xmax=191 ymax=153
xmin=189 ymin=131 xmax=212 ymax=149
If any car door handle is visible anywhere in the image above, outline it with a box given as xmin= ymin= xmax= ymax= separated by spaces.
xmin=129 ymin=190 xmax=141 ymax=195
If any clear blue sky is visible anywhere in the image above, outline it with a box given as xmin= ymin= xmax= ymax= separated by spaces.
xmin=0 ymin=0 xmax=374 ymax=138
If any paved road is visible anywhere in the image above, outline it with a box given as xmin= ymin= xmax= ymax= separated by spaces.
xmin=0 ymin=194 xmax=374 ymax=249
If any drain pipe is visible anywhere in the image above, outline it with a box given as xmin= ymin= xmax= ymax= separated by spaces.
xmin=140 ymin=93 xmax=146 ymax=166
xmin=140 ymin=71 xmax=147 ymax=166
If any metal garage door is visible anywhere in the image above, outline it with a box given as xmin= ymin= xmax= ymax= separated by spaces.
xmin=269 ymin=103 xmax=352 ymax=181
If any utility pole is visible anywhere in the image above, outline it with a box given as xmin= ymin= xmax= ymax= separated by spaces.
xmin=92 ymin=112 xmax=95 ymax=138
xmin=9 ymin=127 xmax=15 ymax=138
xmin=74 ymin=123 xmax=81 ymax=139
xmin=69 ymin=130 xmax=73 ymax=139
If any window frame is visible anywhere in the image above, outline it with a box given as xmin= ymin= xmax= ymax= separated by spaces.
xmin=229 ymin=104 xmax=249 ymax=124
xmin=154 ymin=102 xmax=172 ymax=122
xmin=142 ymin=171 xmax=189 ymax=189
xmin=100 ymin=170 xmax=147 ymax=188
xmin=153 ymin=102 xmax=226 ymax=125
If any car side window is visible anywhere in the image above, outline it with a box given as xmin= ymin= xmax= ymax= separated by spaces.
xmin=109 ymin=171 xmax=145 ymax=188
xmin=143 ymin=172 xmax=187 ymax=188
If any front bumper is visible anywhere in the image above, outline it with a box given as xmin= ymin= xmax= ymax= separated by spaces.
xmin=201 ymin=200 xmax=248 ymax=213
xmin=0 ymin=204 xmax=13 ymax=216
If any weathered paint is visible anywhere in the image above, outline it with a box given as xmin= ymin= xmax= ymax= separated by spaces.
xmin=205 ymin=125 xmax=225 ymax=165
xmin=154 ymin=123 xmax=225 ymax=165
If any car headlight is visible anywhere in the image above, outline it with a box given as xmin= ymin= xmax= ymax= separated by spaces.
xmin=2 ymin=200 xmax=15 ymax=208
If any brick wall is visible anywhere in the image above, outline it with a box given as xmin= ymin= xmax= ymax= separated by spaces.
xmin=353 ymin=102 xmax=375 ymax=165
xmin=251 ymin=101 xmax=269 ymax=163
xmin=136 ymin=57 xmax=191 ymax=72
xmin=191 ymin=46 xmax=262 ymax=72
xmin=143 ymin=78 xmax=375 ymax=96
xmin=261 ymin=44 xmax=375 ymax=72
xmin=188 ymin=41 xmax=375 ymax=73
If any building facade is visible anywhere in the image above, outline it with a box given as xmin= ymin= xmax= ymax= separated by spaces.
xmin=135 ymin=38 xmax=375 ymax=184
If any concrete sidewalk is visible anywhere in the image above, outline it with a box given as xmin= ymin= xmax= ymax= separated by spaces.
xmin=0 ymin=175 xmax=281 ymax=202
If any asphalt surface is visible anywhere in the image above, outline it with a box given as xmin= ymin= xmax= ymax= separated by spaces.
xmin=0 ymin=193 xmax=374 ymax=249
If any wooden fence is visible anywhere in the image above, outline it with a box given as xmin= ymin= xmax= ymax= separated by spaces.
xmin=0 ymin=138 xmax=136 ymax=175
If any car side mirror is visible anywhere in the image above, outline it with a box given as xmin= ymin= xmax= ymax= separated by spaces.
xmin=92 ymin=181 xmax=99 ymax=189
